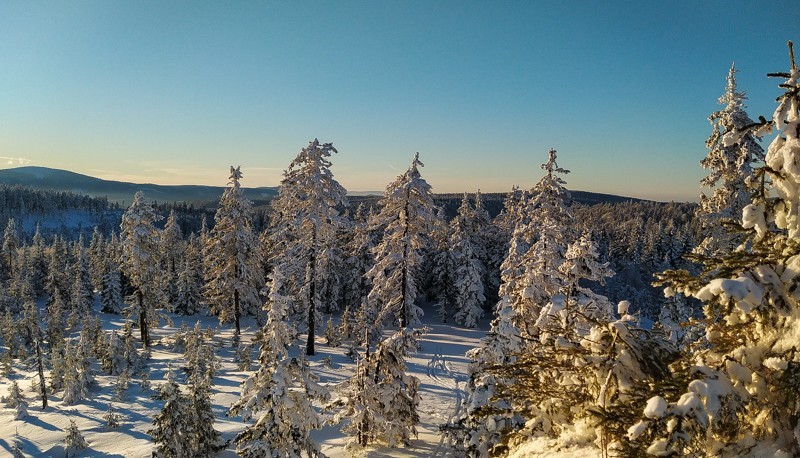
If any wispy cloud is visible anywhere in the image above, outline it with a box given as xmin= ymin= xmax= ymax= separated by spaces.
xmin=0 ymin=156 xmax=32 ymax=166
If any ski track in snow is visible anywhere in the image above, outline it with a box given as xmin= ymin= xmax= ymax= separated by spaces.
xmin=0 ymin=300 xmax=489 ymax=457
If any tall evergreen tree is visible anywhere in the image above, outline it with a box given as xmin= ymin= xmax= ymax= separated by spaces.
xmin=203 ymin=166 xmax=263 ymax=338
xmin=512 ymin=149 xmax=573 ymax=339
xmin=120 ymin=191 xmax=165 ymax=348
xmin=268 ymin=139 xmax=348 ymax=355
xmin=2 ymin=218 xmax=19 ymax=280
xmin=70 ymin=244 xmax=94 ymax=315
xmin=697 ymin=63 xmax=764 ymax=254
xmin=452 ymin=194 xmax=487 ymax=328
xmin=365 ymin=153 xmax=438 ymax=330
xmin=88 ymin=226 xmax=107 ymax=290
xmin=28 ymin=224 xmax=48 ymax=298
xmin=644 ymin=42 xmax=800 ymax=456
xmin=228 ymin=268 xmax=328 ymax=457
xmin=100 ymin=267 xmax=123 ymax=314
xmin=161 ymin=209 xmax=184 ymax=308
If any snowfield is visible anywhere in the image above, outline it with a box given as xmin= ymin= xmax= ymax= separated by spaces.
xmin=0 ymin=301 xmax=495 ymax=457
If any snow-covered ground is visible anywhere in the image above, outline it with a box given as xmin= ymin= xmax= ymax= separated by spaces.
xmin=0 ymin=301 xmax=492 ymax=457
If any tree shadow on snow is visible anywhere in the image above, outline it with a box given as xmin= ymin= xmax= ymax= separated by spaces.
xmin=21 ymin=414 xmax=62 ymax=432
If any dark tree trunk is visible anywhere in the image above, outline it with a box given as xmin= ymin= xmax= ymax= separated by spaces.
xmin=306 ymin=228 xmax=317 ymax=356
xmin=137 ymin=289 xmax=150 ymax=348
xmin=234 ymin=288 xmax=241 ymax=338
xmin=36 ymin=338 xmax=47 ymax=409
xmin=399 ymin=199 xmax=410 ymax=329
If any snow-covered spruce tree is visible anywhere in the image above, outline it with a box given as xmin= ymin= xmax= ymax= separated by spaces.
xmin=100 ymin=267 xmax=123 ymax=314
xmin=186 ymin=367 xmax=222 ymax=457
xmin=88 ymin=226 xmax=107 ymax=290
xmin=115 ymin=367 xmax=131 ymax=401
xmin=21 ymin=300 xmax=48 ymax=409
xmin=512 ymin=148 xmax=573 ymax=339
xmin=445 ymin=150 xmax=573 ymax=455
xmin=183 ymin=325 xmax=222 ymax=457
xmin=104 ymin=402 xmax=122 ymax=429
xmin=161 ymin=209 xmax=184 ymax=308
xmin=149 ymin=366 xmax=192 ymax=458
xmin=429 ymin=209 xmax=456 ymax=322
xmin=64 ymin=419 xmax=88 ymax=457
xmin=642 ymin=42 xmax=800 ymax=457
xmin=102 ymin=331 xmax=122 ymax=376
xmin=61 ymin=335 xmax=94 ymax=405
xmin=452 ymin=194 xmax=487 ymax=328
xmin=481 ymin=303 xmax=676 ymax=457
xmin=120 ymin=191 xmax=165 ymax=348
xmin=365 ymin=153 xmax=438 ymax=330
xmin=654 ymin=292 xmax=702 ymax=347
xmin=696 ymin=63 xmax=764 ymax=255
xmin=474 ymin=190 xmax=501 ymax=306
xmin=70 ymin=244 xmax=94 ymax=315
xmin=342 ymin=203 xmax=374 ymax=314
xmin=535 ymin=233 xmax=615 ymax=333
xmin=267 ymin=139 xmax=347 ymax=355
xmin=183 ymin=322 xmax=217 ymax=387
xmin=28 ymin=224 xmax=48 ymax=298
xmin=327 ymin=341 xmax=382 ymax=449
xmin=329 ymin=327 xmax=424 ymax=449
xmin=228 ymin=268 xmax=328 ymax=457
xmin=2 ymin=217 xmax=19 ymax=279
xmin=4 ymin=380 xmax=28 ymax=419
xmin=174 ymin=250 xmax=204 ymax=315
xmin=203 ymin=166 xmax=263 ymax=339
xmin=120 ymin=319 xmax=143 ymax=374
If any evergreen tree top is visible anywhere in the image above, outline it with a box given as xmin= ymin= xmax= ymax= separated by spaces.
xmin=229 ymin=165 xmax=243 ymax=187
xmin=721 ymin=63 xmax=746 ymax=109
xmin=540 ymin=148 xmax=570 ymax=181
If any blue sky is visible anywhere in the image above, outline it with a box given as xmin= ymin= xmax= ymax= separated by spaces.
xmin=0 ymin=1 xmax=797 ymax=201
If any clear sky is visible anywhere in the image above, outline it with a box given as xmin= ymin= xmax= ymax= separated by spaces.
xmin=1 ymin=1 xmax=798 ymax=201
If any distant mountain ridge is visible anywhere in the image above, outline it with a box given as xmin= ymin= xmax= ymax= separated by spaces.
xmin=0 ymin=166 xmax=279 ymax=204
xmin=0 ymin=166 xmax=644 ymax=207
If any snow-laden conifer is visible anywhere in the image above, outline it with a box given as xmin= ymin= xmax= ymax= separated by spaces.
xmin=174 ymin=251 xmax=203 ymax=316
xmin=161 ymin=209 xmax=184 ymax=308
xmin=69 ymin=241 xmax=94 ymax=316
xmin=365 ymin=153 xmax=438 ymax=329
xmin=512 ymin=149 xmax=573 ymax=338
xmin=696 ymin=63 xmax=764 ymax=254
xmin=63 ymin=419 xmax=88 ymax=457
xmin=100 ymin=267 xmax=123 ymax=314
xmin=28 ymin=224 xmax=48 ymax=297
xmin=267 ymin=139 xmax=347 ymax=355
xmin=646 ymin=42 xmax=800 ymax=457
xmin=429 ymin=210 xmax=456 ymax=322
xmin=88 ymin=227 xmax=107 ymax=290
xmin=2 ymin=218 xmax=19 ymax=279
xmin=452 ymin=194 xmax=487 ymax=328
xmin=120 ymin=191 xmax=165 ymax=348
xmin=203 ymin=166 xmax=263 ymax=338
xmin=61 ymin=335 xmax=94 ymax=405
xmin=228 ymin=268 xmax=328 ymax=457
xmin=149 ymin=366 xmax=192 ymax=458
xmin=4 ymin=380 xmax=28 ymax=419
xmin=330 ymin=327 xmax=424 ymax=448
xmin=104 ymin=403 xmax=122 ymax=429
